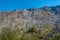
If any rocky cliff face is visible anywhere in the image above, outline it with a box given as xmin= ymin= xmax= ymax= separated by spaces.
xmin=0 ymin=5 xmax=60 ymax=32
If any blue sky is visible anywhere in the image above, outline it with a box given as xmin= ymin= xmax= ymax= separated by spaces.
xmin=0 ymin=0 xmax=60 ymax=11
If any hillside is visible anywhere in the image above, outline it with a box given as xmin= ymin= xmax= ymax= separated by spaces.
xmin=0 ymin=5 xmax=60 ymax=31
xmin=0 ymin=5 xmax=60 ymax=40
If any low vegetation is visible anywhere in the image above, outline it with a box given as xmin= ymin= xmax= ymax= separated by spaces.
xmin=0 ymin=25 xmax=60 ymax=40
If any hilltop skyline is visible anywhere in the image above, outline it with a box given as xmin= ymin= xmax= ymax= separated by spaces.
xmin=0 ymin=0 xmax=60 ymax=11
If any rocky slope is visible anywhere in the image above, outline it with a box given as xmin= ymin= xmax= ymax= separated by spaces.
xmin=0 ymin=5 xmax=60 ymax=32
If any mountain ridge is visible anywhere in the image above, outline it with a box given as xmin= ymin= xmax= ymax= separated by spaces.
xmin=0 ymin=5 xmax=60 ymax=33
